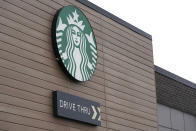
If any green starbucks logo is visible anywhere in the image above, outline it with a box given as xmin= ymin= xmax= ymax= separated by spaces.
xmin=52 ymin=6 xmax=97 ymax=82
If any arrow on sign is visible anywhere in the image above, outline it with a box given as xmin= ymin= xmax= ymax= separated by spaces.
xmin=91 ymin=105 xmax=97 ymax=120
xmin=97 ymin=107 xmax=101 ymax=121
xmin=91 ymin=105 xmax=101 ymax=121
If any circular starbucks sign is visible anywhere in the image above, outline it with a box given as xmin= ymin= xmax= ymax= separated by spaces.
xmin=52 ymin=6 xmax=97 ymax=82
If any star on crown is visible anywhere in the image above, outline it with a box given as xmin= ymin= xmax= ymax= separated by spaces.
xmin=67 ymin=10 xmax=85 ymax=31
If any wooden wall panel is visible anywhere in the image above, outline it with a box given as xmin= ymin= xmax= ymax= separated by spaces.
xmin=0 ymin=0 xmax=158 ymax=130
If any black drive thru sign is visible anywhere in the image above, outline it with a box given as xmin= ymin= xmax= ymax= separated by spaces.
xmin=53 ymin=91 xmax=101 ymax=126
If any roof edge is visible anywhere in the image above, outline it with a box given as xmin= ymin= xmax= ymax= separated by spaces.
xmin=154 ymin=65 xmax=196 ymax=89
xmin=76 ymin=0 xmax=152 ymax=40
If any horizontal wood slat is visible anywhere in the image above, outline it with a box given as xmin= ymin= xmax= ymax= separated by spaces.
xmin=0 ymin=0 xmax=157 ymax=130
xmin=0 ymin=106 xmax=106 ymax=131
xmin=0 ymin=120 xmax=49 ymax=131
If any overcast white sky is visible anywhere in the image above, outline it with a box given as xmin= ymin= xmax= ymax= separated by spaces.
xmin=89 ymin=0 xmax=196 ymax=84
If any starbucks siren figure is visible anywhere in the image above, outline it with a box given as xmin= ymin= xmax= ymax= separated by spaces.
xmin=62 ymin=25 xmax=93 ymax=81
xmin=57 ymin=10 xmax=95 ymax=81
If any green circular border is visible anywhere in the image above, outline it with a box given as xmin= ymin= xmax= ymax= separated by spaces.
xmin=52 ymin=6 xmax=98 ymax=82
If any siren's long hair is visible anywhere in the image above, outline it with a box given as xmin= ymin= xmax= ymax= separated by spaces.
xmin=65 ymin=25 xmax=90 ymax=81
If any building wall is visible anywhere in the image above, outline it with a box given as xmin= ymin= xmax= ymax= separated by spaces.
xmin=158 ymin=104 xmax=196 ymax=131
xmin=0 ymin=0 xmax=157 ymax=131
xmin=155 ymin=68 xmax=196 ymax=116
xmin=155 ymin=66 xmax=196 ymax=131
